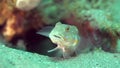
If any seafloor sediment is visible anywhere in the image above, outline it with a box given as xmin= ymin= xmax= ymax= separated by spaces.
xmin=0 ymin=44 xmax=120 ymax=68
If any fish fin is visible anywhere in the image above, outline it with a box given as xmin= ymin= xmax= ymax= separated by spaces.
xmin=37 ymin=26 xmax=54 ymax=37
xmin=48 ymin=47 xmax=59 ymax=52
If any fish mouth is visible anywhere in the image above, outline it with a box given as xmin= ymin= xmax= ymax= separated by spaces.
xmin=53 ymin=35 xmax=61 ymax=39
xmin=53 ymin=34 xmax=64 ymax=40
xmin=49 ymin=34 xmax=65 ymax=45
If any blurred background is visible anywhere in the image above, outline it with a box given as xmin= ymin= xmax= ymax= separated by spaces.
xmin=0 ymin=0 xmax=120 ymax=57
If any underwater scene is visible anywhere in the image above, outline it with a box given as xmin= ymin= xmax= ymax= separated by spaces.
xmin=0 ymin=0 xmax=120 ymax=68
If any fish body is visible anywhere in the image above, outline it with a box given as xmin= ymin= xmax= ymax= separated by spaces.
xmin=48 ymin=22 xmax=80 ymax=58
xmin=37 ymin=22 xmax=116 ymax=58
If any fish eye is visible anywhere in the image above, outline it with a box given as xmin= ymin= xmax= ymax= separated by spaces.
xmin=53 ymin=35 xmax=61 ymax=39
xmin=65 ymin=26 xmax=70 ymax=31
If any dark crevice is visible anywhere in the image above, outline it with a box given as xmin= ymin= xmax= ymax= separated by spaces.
xmin=24 ymin=29 xmax=57 ymax=57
